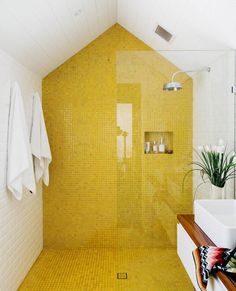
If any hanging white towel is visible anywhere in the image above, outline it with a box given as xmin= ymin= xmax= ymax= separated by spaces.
xmin=7 ymin=82 xmax=36 ymax=200
xmin=31 ymin=92 xmax=51 ymax=186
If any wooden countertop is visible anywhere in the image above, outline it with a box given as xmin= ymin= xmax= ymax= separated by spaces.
xmin=177 ymin=214 xmax=236 ymax=291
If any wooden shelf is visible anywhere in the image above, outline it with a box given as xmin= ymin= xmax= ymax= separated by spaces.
xmin=177 ymin=215 xmax=236 ymax=291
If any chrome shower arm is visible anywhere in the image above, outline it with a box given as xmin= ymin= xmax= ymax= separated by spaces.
xmin=171 ymin=67 xmax=211 ymax=82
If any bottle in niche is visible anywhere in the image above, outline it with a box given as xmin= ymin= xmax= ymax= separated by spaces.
xmin=158 ymin=137 xmax=165 ymax=153
xmin=153 ymin=141 xmax=158 ymax=153
xmin=145 ymin=142 xmax=150 ymax=154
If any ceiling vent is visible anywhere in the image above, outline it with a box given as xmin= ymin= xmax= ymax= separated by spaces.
xmin=155 ymin=25 xmax=174 ymax=43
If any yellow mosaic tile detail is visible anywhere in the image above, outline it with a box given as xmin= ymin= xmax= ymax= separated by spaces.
xmin=43 ymin=23 xmax=192 ymax=249
xmin=19 ymin=248 xmax=192 ymax=291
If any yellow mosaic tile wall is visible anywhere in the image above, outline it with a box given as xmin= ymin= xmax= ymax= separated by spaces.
xmin=43 ymin=24 xmax=192 ymax=248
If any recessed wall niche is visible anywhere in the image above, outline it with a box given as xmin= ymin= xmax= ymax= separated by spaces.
xmin=144 ymin=131 xmax=173 ymax=154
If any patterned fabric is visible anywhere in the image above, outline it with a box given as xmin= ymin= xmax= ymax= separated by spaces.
xmin=192 ymin=246 xmax=236 ymax=291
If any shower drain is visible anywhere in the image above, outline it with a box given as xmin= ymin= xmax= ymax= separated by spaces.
xmin=117 ymin=273 xmax=128 ymax=279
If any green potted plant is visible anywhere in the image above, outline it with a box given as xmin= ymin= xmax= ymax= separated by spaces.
xmin=185 ymin=140 xmax=236 ymax=199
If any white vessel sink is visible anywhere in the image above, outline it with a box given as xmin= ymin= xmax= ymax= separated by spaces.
xmin=194 ymin=200 xmax=236 ymax=249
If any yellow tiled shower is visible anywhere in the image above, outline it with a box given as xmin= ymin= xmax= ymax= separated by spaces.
xmin=20 ymin=24 xmax=193 ymax=290
xmin=19 ymin=248 xmax=192 ymax=290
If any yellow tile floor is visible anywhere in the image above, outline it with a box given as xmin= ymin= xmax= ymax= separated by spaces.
xmin=19 ymin=248 xmax=192 ymax=291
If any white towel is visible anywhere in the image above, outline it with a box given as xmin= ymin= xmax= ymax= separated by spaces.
xmin=31 ymin=92 xmax=51 ymax=186
xmin=7 ymin=82 xmax=36 ymax=200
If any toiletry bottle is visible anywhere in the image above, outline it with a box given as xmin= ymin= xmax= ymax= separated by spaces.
xmin=153 ymin=141 xmax=158 ymax=153
xmin=158 ymin=137 xmax=165 ymax=153
xmin=145 ymin=142 xmax=150 ymax=154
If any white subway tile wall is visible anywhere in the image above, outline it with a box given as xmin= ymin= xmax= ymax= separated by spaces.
xmin=193 ymin=51 xmax=235 ymax=199
xmin=0 ymin=49 xmax=42 ymax=291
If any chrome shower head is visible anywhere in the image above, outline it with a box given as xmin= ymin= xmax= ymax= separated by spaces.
xmin=163 ymin=67 xmax=211 ymax=92
xmin=163 ymin=81 xmax=182 ymax=91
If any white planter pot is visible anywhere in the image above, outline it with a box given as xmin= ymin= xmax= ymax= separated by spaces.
xmin=210 ymin=184 xmax=225 ymax=199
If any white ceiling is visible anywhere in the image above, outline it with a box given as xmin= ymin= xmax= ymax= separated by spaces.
xmin=0 ymin=0 xmax=235 ymax=77
xmin=118 ymin=0 xmax=236 ymax=72
xmin=0 ymin=0 xmax=116 ymax=77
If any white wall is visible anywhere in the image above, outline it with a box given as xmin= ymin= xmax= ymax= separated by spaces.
xmin=0 ymin=49 xmax=42 ymax=291
xmin=193 ymin=51 xmax=235 ymax=199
